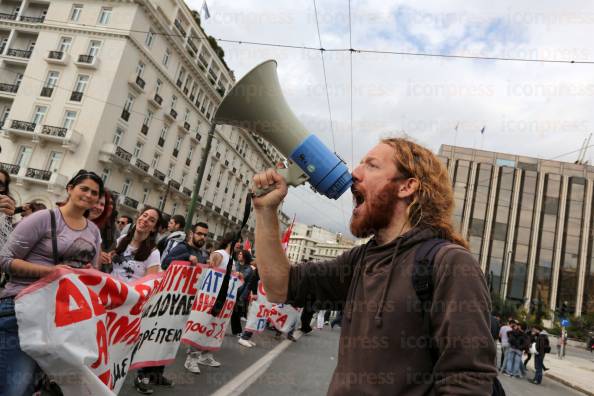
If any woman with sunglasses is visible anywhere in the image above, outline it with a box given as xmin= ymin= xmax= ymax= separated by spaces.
xmin=0 ymin=169 xmax=104 ymax=395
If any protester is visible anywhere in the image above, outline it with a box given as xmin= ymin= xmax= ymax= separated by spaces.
xmin=161 ymin=222 xmax=209 ymax=270
xmin=504 ymin=322 xmax=527 ymax=378
xmin=117 ymin=215 xmax=133 ymax=236
xmin=499 ymin=319 xmax=514 ymax=371
xmin=184 ymin=232 xmax=235 ymax=373
xmin=252 ymin=137 xmax=496 ymax=394
xmin=231 ymin=250 xmax=254 ymax=336
xmin=0 ymin=169 xmax=103 ymax=395
xmin=157 ymin=214 xmax=186 ymax=258
xmin=237 ymin=258 xmax=260 ymax=348
xmin=108 ymin=206 xmax=171 ymax=394
xmin=155 ymin=213 xmax=171 ymax=247
xmin=330 ymin=310 xmax=343 ymax=329
xmin=90 ymin=189 xmax=118 ymax=272
xmin=532 ymin=326 xmax=551 ymax=385
xmin=0 ymin=169 xmax=16 ymax=287
xmin=16 ymin=201 xmax=47 ymax=219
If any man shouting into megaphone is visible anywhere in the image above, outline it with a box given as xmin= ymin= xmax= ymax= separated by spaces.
xmin=252 ymin=137 xmax=498 ymax=396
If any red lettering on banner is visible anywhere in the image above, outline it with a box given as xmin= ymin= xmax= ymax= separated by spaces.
xmin=78 ymin=274 xmax=102 ymax=286
xmin=129 ymin=284 xmax=151 ymax=315
xmin=97 ymin=370 xmax=111 ymax=387
xmin=54 ymin=278 xmax=93 ymax=327
xmin=91 ymin=321 xmax=109 ymax=369
xmin=98 ymin=278 xmax=129 ymax=309
xmin=192 ymin=293 xmax=215 ymax=312
xmin=275 ymin=314 xmax=288 ymax=328
xmin=174 ymin=266 xmax=188 ymax=291
xmin=187 ymin=267 xmax=202 ymax=295
xmin=258 ymin=282 xmax=266 ymax=296
xmin=88 ymin=289 xmax=106 ymax=316
xmin=107 ymin=313 xmax=140 ymax=346
xmin=166 ymin=266 xmax=184 ymax=291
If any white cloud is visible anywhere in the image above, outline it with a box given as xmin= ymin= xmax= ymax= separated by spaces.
xmin=188 ymin=0 xmax=594 ymax=236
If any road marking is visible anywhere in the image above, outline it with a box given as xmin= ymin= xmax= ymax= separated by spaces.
xmin=210 ymin=331 xmax=303 ymax=396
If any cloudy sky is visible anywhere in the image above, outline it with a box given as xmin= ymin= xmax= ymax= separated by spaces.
xmin=187 ymin=0 xmax=594 ymax=237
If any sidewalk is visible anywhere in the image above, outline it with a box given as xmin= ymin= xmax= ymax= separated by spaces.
xmin=542 ymin=352 xmax=594 ymax=396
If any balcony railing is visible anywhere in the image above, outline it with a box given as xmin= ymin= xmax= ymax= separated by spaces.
xmin=216 ymin=87 xmax=226 ymax=97
xmin=41 ymin=125 xmax=67 ymax=137
xmin=135 ymin=75 xmax=146 ymax=89
xmin=11 ymin=120 xmax=36 ymax=132
xmin=153 ymin=169 xmax=166 ymax=182
xmin=70 ymin=91 xmax=83 ymax=102
xmin=172 ymin=148 xmax=179 ymax=158
xmin=184 ymin=122 xmax=190 ymax=131
xmin=183 ymin=87 xmax=189 ymax=95
xmin=121 ymin=109 xmax=130 ymax=121
xmin=158 ymin=137 xmax=165 ymax=147
xmin=135 ymin=158 xmax=149 ymax=173
xmin=20 ymin=15 xmax=45 ymax=23
xmin=206 ymin=201 xmax=213 ymax=209
xmin=25 ymin=167 xmax=51 ymax=181
xmin=183 ymin=187 xmax=192 ymax=197
xmin=7 ymin=48 xmax=32 ymax=58
xmin=0 ymin=12 xmax=17 ymax=21
xmin=40 ymin=86 xmax=53 ymax=97
xmin=176 ymin=79 xmax=183 ymax=88
xmin=168 ymin=179 xmax=181 ymax=190
xmin=189 ymin=94 xmax=195 ymax=102
xmin=174 ymin=19 xmax=187 ymax=37
xmin=0 ymin=83 xmax=19 ymax=93
xmin=0 ymin=162 xmax=19 ymax=175
xmin=47 ymin=51 xmax=64 ymax=60
xmin=169 ymin=109 xmax=177 ymax=119
xmin=77 ymin=54 xmax=94 ymax=64
xmin=141 ymin=124 xmax=149 ymax=135
xmin=153 ymin=93 xmax=163 ymax=105
xmin=123 ymin=196 xmax=139 ymax=209
xmin=187 ymin=39 xmax=198 ymax=53
xmin=214 ymin=206 xmax=221 ymax=214
xmin=115 ymin=146 xmax=132 ymax=162
xmin=186 ymin=158 xmax=191 ymax=166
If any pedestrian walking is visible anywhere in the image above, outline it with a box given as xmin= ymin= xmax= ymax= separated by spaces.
xmin=531 ymin=326 xmax=551 ymax=385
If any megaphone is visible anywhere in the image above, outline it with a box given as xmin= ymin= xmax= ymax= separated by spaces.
xmin=214 ymin=60 xmax=352 ymax=200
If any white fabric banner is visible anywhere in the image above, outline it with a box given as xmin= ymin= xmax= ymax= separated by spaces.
xmin=15 ymin=262 xmax=208 ymax=395
xmin=181 ymin=268 xmax=242 ymax=351
xmin=244 ymin=281 xmax=301 ymax=334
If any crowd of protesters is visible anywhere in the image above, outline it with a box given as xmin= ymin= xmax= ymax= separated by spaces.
xmin=0 ymin=168 xmax=333 ymax=395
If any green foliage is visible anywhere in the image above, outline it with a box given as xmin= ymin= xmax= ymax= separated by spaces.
xmin=491 ymin=292 xmax=521 ymax=321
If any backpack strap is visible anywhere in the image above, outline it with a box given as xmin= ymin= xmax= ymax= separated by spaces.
xmin=412 ymin=238 xmax=450 ymax=363
xmin=49 ymin=209 xmax=59 ymax=265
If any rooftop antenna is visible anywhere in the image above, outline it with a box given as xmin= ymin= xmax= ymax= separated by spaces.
xmin=576 ymin=133 xmax=592 ymax=164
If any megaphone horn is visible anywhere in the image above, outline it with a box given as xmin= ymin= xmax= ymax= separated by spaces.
xmin=214 ymin=60 xmax=352 ymax=200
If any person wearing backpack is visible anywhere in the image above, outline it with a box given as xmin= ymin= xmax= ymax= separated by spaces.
xmin=252 ymin=138 xmax=499 ymax=395
xmin=532 ymin=326 xmax=551 ymax=385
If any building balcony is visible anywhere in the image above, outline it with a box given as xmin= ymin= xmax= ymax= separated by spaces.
xmin=176 ymin=79 xmax=183 ymax=88
xmin=0 ymin=82 xmax=19 ymax=98
xmin=172 ymin=148 xmax=179 ymax=158
xmin=152 ymin=168 xmax=166 ymax=182
xmin=19 ymin=15 xmax=45 ymax=23
xmin=164 ymin=108 xmax=177 ymax=122
xmin=0 ymin=13 xmax=17 ymax=21
xmin=157 ymin=137 xmax=165 ymax=147
xmin=132 ymin=157 xmax=150 ymax=174
xmin=0 ymin=162 xmax=19 ymax=175
xmin=98 ymin=143 xmax=133 ymax=166
xmin=174 ymin=19 xmax=187 ymax=38
xmin=190 ymin=132 xmax=201 ymax=143
xmin=140 ymin=124 xmax=149 ymax=135
xmin=185 ymin=158 xmax=191 ymax=167
xmin=183 ymin=122 xmax=190 ymax=131
xmin=187 ymin=39 xmax=198 ymax=54
xmin=148 ymin=92 xmax=162 ymax=108
xmin=119 ymin=195 xmax=139 ymax=210
xmin=128 ymin=74 xmax=145 ymax=93
xmin=10 ymin=119 xmax=35 ymax=132
xmin=40 ymin=86 xmax=53 ymax=97
xmin=3 ymin=120 xmax=82 ymax=150
xmin=41 ymin=125 xmax=66 ymax=138
xmin=216 ymin=86 xmax=226 ymax=97
xmin=4 ymin=48 xmax=32 ymax=65
xmin=183 ymin=187 xmax=192 ymax=197
xmin=74 ymin=54 xmax=99 ymax=69
xmin=121 ymin=109 xmax=130 ymax=122
xmin=168 ymin=179 xmax=181 ymax=190
xmin=44 ymin=50 xmax=69 ymax=65
xmin=70 ymin=91 xmax=83 ymax=102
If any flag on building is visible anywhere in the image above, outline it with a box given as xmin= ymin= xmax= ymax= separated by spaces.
xmin=201 ymin=0 xmax=211 ymax=20
xmin=480 ymin=126 xmax=486 ymax=135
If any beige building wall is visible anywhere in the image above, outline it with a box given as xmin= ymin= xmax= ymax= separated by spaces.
xmin=0 ymin=0 xmax=287 ymax=240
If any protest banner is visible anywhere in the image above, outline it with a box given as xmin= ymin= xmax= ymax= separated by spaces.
xmin=181 ymin=268 xmax=242 ymax=351
xmin=245 ymin=281 xmax=301 ymax=334
xmin=15 ymin=262 xmax=204 ymax=395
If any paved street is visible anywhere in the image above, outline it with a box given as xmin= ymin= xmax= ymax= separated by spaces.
xmin=119 ymin=325 xmax=588 ymax=396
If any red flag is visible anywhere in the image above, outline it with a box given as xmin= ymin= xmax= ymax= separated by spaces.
xmin=281 ymin=226 xmax=292 ymax=251
xmin=243 ymin=239 xmax=252 ymax=252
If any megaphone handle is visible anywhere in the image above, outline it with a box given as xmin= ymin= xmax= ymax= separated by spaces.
xmin=252 ymin=162 xmax=309 ymax=197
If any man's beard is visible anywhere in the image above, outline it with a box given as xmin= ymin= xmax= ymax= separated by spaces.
xmin=350 ymin=182 xmax=400 ymax=238
xmin=194 ymin=238 xmax=205 ymax=248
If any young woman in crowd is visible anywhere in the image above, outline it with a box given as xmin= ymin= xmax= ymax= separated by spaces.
xmin=89 ymin=189 xmax=118 ymax=272
xmin=0 ymin=169 xmax=16 ymax=288
xmin=231 ymin=250 xmax=254 ymax=336
xmin=107 ymin=206 xmax=173 ymax=394
xmin=0 ymin=169 xmax=103 ymax=395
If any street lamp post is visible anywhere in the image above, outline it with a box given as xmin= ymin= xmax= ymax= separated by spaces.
xmin=185 ymin=122 xmax=216 ymax=233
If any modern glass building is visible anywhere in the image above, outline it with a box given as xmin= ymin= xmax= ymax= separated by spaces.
xmin=439 ymin=145 xmax=594 ymax=317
